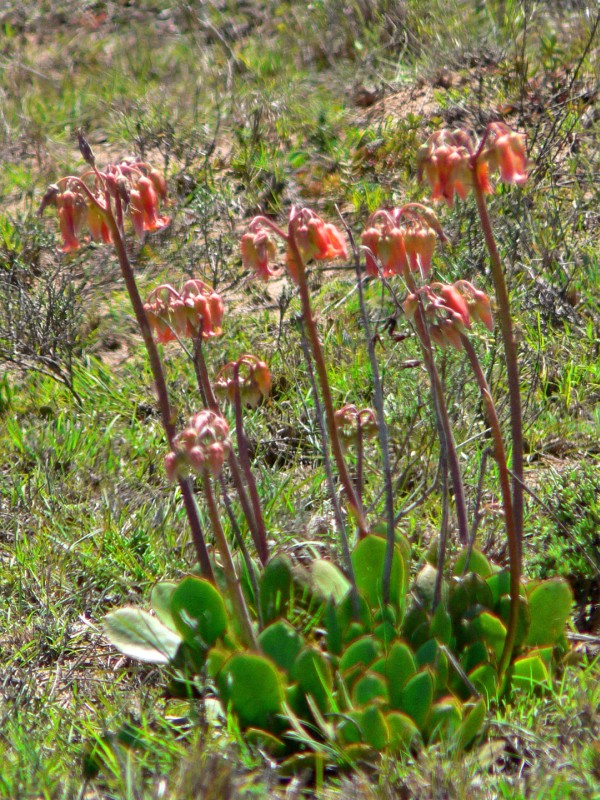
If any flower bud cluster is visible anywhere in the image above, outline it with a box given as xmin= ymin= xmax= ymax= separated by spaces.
xmin=290 ymin=206 xmax=347 ymax=263
xmin=417 ymin=129 xmax=487 ymax=207
xmin=334 ymin=404 xmax=379 ymax=450
xmin=361 ymin=208 xmax=438 ymax=278
xmin=241 ymin=226 xmax=279 ymax=280
xmin=417 ymin=124 xmax=527 ymax=206
xmin=241 ymin=208 xmax=347 ymax=285
xmin=165 ymin=410 xmax=230 ymax=481
xmin=39 ymin=161 xmax=170 ymax=252
xmin=482 ymin=123 xmax=528 ymax=186
xmin=403 ymin=281 xmax=493 ymax=351
xmin=214 ymin=355 xmax=271 ymax=409
xmin=144 ymin=280 xmax=224 ymax=344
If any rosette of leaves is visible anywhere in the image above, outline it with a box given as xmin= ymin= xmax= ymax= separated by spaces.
xmin=407 ymin=548 xmax=574 ymax=704
xmin=104 ymin=538 xmax=572 ymax=772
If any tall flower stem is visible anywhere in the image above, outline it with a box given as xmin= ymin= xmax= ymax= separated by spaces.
xmin=193 ymin=343 xmax=269 ymax=565
xmin=461 ymin=335 xmax=520 ymax=677
xmin=103 ymin=203 xmax=214 ymax=581
xmin=231 ymin=362 xmax=269 ymax=565
xmin=352 ymin=241 xmax=397 ymax=602
xmin=355 ymin=417 xmax=365 ymax=511
xmin=472 ymin=180 xmax=524 ymax=558
xmin=403 ymin=271 xmax=470 ymax=546
xmin=287 ymin=231 xmax=369 ymax=538
xmin=201 ymin=471 xmax=258 ymax=650
xmin=218 ymin=472 xmax=263 ymax=630
xmin=298 ymin=326 xmax=359 ymax=609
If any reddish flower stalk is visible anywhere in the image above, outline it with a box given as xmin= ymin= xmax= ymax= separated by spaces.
xmin=243 ymin=210 xmax=369 ymax=538
xmin=406 ymin=284 xmax=470 ymax=546
xmin=40 ymin=157 xmax=213 ymax=580
xmin=418 ymin=123 xmax=527 ymax=560
xmin=286 ymin=226 xmax=369 ymax=538
xmin=390 ymin=211 xmax=470 ymax=547
xmin=100 ymin=197 xmax=214 ymax=581
xmin=460 ymin=335 xmax=520 ymax=678
xmin=472 ymin=182 xmax=524 ymax=560
xmin=334 ymin=404 xmax=378 ymax=513
xmin=201 ymin=470 xmax=258 ymax=650
xmin=230 ymin=358 xmax=270 ymax=565
xmin=192 ymin=342 xmax=269 ymax=565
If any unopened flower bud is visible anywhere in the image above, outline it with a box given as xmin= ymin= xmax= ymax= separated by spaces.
xmin=148 ymin=168 xmax=167 ymax=198
xmin=77 ymin=130 xmax=96 ymax=167
xmin=437 ymin=284 xmax=471 ymax=329
xmin=206 ymin=441 xmax=228 ymax=475
xmin=164 ymin=452 xmax=179 ymax=482
xmin=403 ymin=292 xmax=419 ymax=321
xmin=38 ymin=184 xmax=60 ymax=216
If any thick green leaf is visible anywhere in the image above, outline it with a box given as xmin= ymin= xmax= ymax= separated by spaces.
xmin=351 ymin=535 xmax=405 ymax=614
xmin=401 ymin=604 xmax=430 ymax=650
xmin=337 ymin=716 xmax=361 ymax=745
xmin=170 ymin=577 xmax=227 ymax=647
xmin=339 ymin=636 xmax=382 ymax=674
xmin=292 ymin=647 xmax=333 ymax=712
xmin=470 ymin=612 xmax=506 ymax=663
xmin=454 ymin=698 xmax=486 ymax=751
xmin=486 ymin=570 xmax=511 ymax=606
xmin=374 ymin=605 xmax=397 ymax=625
xmin=206 ymin=647 xmax=229 ymax=679
xmin=350 ymin=707 xmax=389 ymax=749
xmin=511 ymin=654 xmax=550 ymax=691
xmin=259 ymin=555 xmax=294 ymax=624
xmin=374 ymin=621 xmax=395 ymax=647
xmin=279 ymin=752 xmax=327 ymax=777
xmin=525 ymin=578 xmax=573 ymax=647
xmin=218 ymin=653 xmax=284 ymax=729
xmin=429 ymin=602 xmax=452 ymax=645
xmin=397 ymin=669 xmax=433 ymax=730
xmin=449 ymin=573 xmax=494 ymax=619
xmin=453 ymin=549 xmax=493 ymax=578
xmin=310 ymin=559 xmax=351 ymax=602
xmin=385 ymin=641 xmax=417 ymax=707
xmin=461 ymin=641 xmax=489 ymax=673
xmin=427 ymin=696 xmax=462 ymax=742
xmin=352 ymin=672 xmax=389 ymax=706
xmin=497 ymin=594 xmax=530 ymax=647
xmin=104 ymin=608 xmax=181 ymax=664
xmin=258 ymin=620 xmax=303 ymax=674
xmin=415 ymin=639 xmax=448 ymax=692
xmin=150 ymin=582 xmax=178 ymax=631
xmin=387 ymin=711 xmax=421 ymax=753
xmin=324 ymin=597 xmax=342 ymax=656
xmin=468 ymin=664 xmax=498 ymax=702
xmin=336 ymin=592 xmax=371 ymax=644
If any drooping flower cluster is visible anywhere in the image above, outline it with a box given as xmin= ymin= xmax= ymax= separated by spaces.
xmin=144 ymin=280 xmax=224 ymax=344
xmin=39 ymin=160 xmax=170 ymax=252
xmin=164 ymin=410 xmax=230 ymax=481
xmin=417 ymin=123 xmax=527 ymax=206
xmin=334 ymin=404 xmax=379 ymax=450
xmin=241 ymin=208 xmax=347 ymax=284
xmin=361 ymin=208 xmax=439 ymax=279
xmin=403 ymin=281 xmax=493 ymax=350
xmin=483 ymin=122 xmax=528 ymax=186
xmin=241 ymin=224 xmax=279 ymax=280
xmin=214 ymin=355 xmax=271 ymax=409
xmin=287 ymin=206 xmax=347 ymax=282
